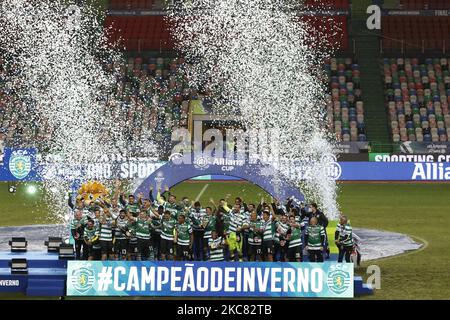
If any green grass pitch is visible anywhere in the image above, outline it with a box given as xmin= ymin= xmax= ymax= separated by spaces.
xmin=0 ymin=181 xmax=449 ymax=299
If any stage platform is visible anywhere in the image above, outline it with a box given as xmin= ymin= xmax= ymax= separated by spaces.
xmin=0 ymin=251 xmax=373 ymax=297
xmin=0 ymin=251 xmax=67 ymax=269
xmin=0 ymin=251 xmax=66 ymax=296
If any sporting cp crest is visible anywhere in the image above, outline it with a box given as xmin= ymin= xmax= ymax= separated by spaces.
xmin=69 ymin=266 xmax=95 ymax=293
xmin=327 ymin=265 xmax=352 ymax=294
xmin=8 ymin=150 xmax=32 ymax=179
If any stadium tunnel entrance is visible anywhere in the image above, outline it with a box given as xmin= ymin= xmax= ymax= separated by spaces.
xmin=135 ymin=159 xmax=305 ymax=202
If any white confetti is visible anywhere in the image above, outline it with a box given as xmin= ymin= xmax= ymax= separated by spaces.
xmin=0 ymin=0 xmax=158 ymax=224
xmin=170 ymin=0 xmax=340 ymax=218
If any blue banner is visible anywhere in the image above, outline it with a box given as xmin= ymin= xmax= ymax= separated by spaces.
xmin=66 ymin=261 xmax=354 ymax=298
xmin=337 ymin=162 xmax=450 ymax=181
xmin=1 ymin=148 xmax=450 ymax=182
xmin=0 ymin=148 xmax=39 ymax=181
xmin=187 ymin=161 xmax=450 ymax=181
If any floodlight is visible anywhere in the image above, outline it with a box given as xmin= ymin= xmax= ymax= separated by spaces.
xmin=26 ymin=185 xmax=37 ymax=194
xmin=8 ymin=237 xmax=27 ymax=252
xmin=58 ymin=244 xmax=75 ymax=259
xmin=9 ymin=258 xmax=28 ymax=274
xmin=44 ymin=237 xmax=63 ymax=253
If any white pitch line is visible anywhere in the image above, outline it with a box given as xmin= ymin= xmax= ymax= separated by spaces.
xmin=195 ymin=184 xmax=209 ymax=201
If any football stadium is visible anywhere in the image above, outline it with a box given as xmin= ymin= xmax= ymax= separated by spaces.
xmin=0 ymin=0 xmax=449 ymax=304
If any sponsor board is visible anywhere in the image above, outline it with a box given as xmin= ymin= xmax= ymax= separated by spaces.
xmin=338 ymin=162 xmax=450 ymax=181
xmin=333 ymin=142 xmax=370 ymax=154
xmin=384 ymin=9 xmax=450 ymax=16
xmin=399 ymin=142 xmax=450 ymax=154
xmin=1 ymin=148 xmax=450 ymax=181
xmin=66 ymin=261 xmax=354 ymax=298
xmin=370 ymin=153 xmax=450 ymax=163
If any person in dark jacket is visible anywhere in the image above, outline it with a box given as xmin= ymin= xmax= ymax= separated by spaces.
xmin=310 ymin=203 xmax=330 ymax=259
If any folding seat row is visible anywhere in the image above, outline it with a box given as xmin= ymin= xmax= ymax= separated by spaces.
xmin=326 ymin=58 xmax=366 ymax=142
xmin=385 ymin=58 xmax=450 ymax=142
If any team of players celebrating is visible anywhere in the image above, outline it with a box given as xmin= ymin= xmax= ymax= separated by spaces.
xmin=70 ymin=185 xmax=355 ymax=263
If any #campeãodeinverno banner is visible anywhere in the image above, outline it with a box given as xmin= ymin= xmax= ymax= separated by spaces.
xmin=66 ymin=261 xmax=354 ymax=298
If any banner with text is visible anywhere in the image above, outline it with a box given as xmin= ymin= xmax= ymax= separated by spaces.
xmin=369 ymin=153 xmax=450 ymax=162
xmin=337 ymin=162 xmax=450 ymax=180
xmin=66 ymin=261 xmax=354 ymax=298
xmin=398 ymin=142 xmax=450 ymax=154
xmin=384 ymin=9 xmax=450 ymax=16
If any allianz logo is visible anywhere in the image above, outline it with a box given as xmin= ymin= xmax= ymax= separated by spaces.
xmin=412 ymin=163 xmax=450 ymax=180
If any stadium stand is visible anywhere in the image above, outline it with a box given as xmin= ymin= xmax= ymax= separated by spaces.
xmin=300 ymin=16 xmax=349 ymax=50
xmin=326 ymin=58 xmax=366 ymax=142
xmin=2 ymin=53 xmax=365 ymax=147
xmin=113 ymin=54 xmax=191 ymax=134
xmin=304 ymin=0 xmax=350 ymax=9
xmin=108 ymin=0 xmax=351 ymax=10
xmin=0 ymin=58 xmax=36 ymax=147
xmin=383 ymin=58 xmax=450 ymax=142
xmin=1 ymin=2 xmax=356 ymax=148
xmin=105 ymin=15 xmax=349 ymax=51
xmin=0 ymin=54 xmax=191 ymax=149
xmin=381 ymin=16 xmax=450 ymax=51
xmin=109 ymin=0 xmax=166 ymax=10
xmin=105 ymin=16 xmax=174 ymax=51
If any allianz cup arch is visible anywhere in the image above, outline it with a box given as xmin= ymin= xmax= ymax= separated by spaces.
xmin=135 ymin=157 xmax=305 ymax=202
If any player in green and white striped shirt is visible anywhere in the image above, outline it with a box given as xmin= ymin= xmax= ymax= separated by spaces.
xmin=261 ymin=210 xmax=276 ymax=262
xmin=92 ymin=208 xmax=101 ymax=230
xmin=120 ymin=194 xmax=141 ymax=217
xmin=274 ymin=215 xmax=289 ymax=262
xmin=208 ymin=230 xmax=226 ymax=262
xmin=241 ymin=204 xmax=253 ymax=261
xmin=134 ymin=211 xmax=151 ymax=261
xmin=70 ymin=210 xmax=89 ymax=260
xmin=99 ymin=210 xmax=114 ymax=261
xmin=113 ymin=209 xmax=129 ymax=261
xmin=149 ymin=205 xmax=163 ymax=261
xmin=202 ymin=207 xmax=216 ymax=261
xmin=83 ymin=219 xmax=100 ymax=260
xmin=127 ymin=219 xmax=138 ymax=260
xmin=305 ymin=217 xmax=326 ymax=262
xmin=335 ymin=215 xmax=354 ymax=263
xmin=287 ymin=215 xmax=303 ymax=262
xmin=189 ymin=202 xmax=206 ymax=261
xmin=245 ymin=211 xmax=264 ymax=261
xmin=227 ymin=204 xmax=245 ymax=262
xmin=158 ymin=189 xmax=182 ymax=219
xmin=160 ymin=211 xmax=176 ymax=260
xmin=175 ymin=214 xmax=193 ymax=261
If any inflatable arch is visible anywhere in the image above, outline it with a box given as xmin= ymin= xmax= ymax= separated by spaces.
xmin=135 ymin=156 xmax=304 ymax=202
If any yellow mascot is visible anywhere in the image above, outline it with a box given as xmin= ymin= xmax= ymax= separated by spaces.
xmin=76 ymin=181 xmax=110 ymax=208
